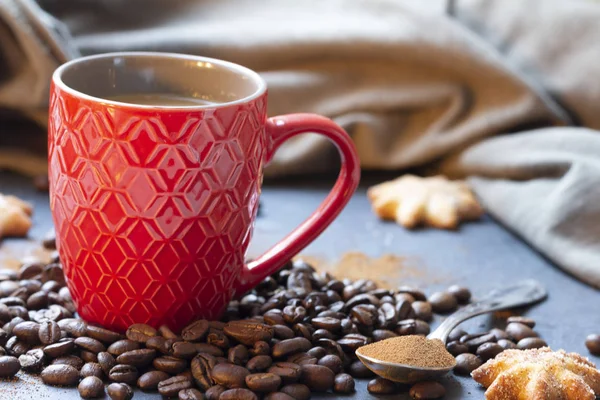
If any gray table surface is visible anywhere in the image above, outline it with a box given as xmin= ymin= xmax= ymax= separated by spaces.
xmin=0 ymin=171 xmax=599 ymax=399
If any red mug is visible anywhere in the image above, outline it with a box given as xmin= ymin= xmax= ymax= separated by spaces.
xmin=48 ymin=52 xmax=360 ymax=331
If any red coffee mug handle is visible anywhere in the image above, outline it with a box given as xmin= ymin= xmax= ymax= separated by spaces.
xmin=236 ymin=113 xmax=360 ymax=296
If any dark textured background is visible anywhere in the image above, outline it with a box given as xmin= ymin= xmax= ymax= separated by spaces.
xmin=0 ymin=171 xmax=598 ymax=399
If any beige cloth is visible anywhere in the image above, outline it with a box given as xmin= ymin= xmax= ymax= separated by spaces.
xmin=1 ymin=0 xmax=600 ymax=287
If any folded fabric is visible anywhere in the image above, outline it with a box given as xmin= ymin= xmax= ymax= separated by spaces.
xmin=0 ymin=0 xmax=599 ymax=287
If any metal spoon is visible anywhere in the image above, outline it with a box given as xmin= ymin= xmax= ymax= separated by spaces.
xmin=355 ymin=280 xmax=547 ymax=383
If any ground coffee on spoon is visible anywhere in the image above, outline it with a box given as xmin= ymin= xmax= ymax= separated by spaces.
xmin=359 ymin=335 xmax=456 ymax=368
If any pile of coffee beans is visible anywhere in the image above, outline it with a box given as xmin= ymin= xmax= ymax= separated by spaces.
xmin=0 ymin=241 xmax=551 ymax=400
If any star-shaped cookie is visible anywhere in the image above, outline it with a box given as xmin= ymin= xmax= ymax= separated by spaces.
xmin=367 ymin=174 xmax=483 ymax=229
xmin=0 ymin=193 xmax=33 ymax=239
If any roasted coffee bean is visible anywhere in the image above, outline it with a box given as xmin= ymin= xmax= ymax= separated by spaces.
xmin=75 ymin=336 xmax=106 ymax=353
xmin=280 ymin=383 xmax=311 ymax=400
xmin=447 ymin=341 xmax=469 ymax=356
xmin=81 ymin=351 xmax=98 ymax=364
xmin=292 ymin=323 xmax=312 ymax=340
xmin=228 ymin=344 xmax=249 ymax=365
xmin=80 ymin=362 xmax=104 ymax=379
xmin=246 ymin=355 xmax=273 ymax=372
xmin=43 ymin=339 xmax=74 ymax=358
xmin=116 ymin=348 xmax=156 ymax=367
xmin=18 ymin=348 xmax=44 ymax=371
xmin=107 ymin=340 xmax=140 ymax=356
xmin=376 ymin=303 xmax=399 ymax=328
xmin=396 ymin=319 xmax=417 ymax=335
xmin=41 ymin=364 xmax=79 ymax=386
xmin=338 ymin=333 xmax=369 ymax=352
xmin=98 ymin=351 xmax=116 ymax=375
xmin=306 ymin=346 xmax=327 ymax=359
xmin=411 ymin=301 xmax=433 ymax=321
xmin=38 ymin=321 xmax=61 ymax=345
xmin=157 ymin=375 xmax=194 ymax=397
xmin=428 ymin=291 xmax=458 ymax=313
xmin=27 ymin=291 xmax=49 ymax=310
xmin=178 ymin=388 xmax=205 ymax=400
xmin=461 ymin=333 xmax=496 ymax=351
xmin=153 ymin=355 xmax=188 ymax=374
xmin=447 ymin=285 xmax=471 ymax=304
xmin=207 ymin=330 xmax=230 ymax=349
xmin=157 ymin=324 xmax=178 ymax=339
xmin=505 ymin=322 xmax=537 ymax=342
xmin=249 ymin=341 xmax=270 ymax=357
xmin=489 ymin=328 xmax=510 ymax=341
xmin=171 ymin=341 xmax=197 ymax=359
xmin=317 ymin=354 xmax=342 ymax=374
xmin=313 ymin=329 xmax=334 ymax=341
xmin=58 ymin=319 xmax=88 ymax=337
xmin=454 ymin=353 xmax=482 ymax=375
xmin=220 ymin=388 xmax=258 ymax=400
xmin=125 ymin=323 xmax=156 ymax=343
xmin=517 ymin=337 xmax=547 ymax=350
xmin=273 ymin=324 xmax=295 ymax=340
xmin=410 ymin=381 xmax=446 ymax=399
xmin=372 ymin=329 xmax=397 ymax=342
xmin=300 ymin=364 xmax=334 ymax=392
xmin=19 ymin=262 xmax=44 ymax=280
xmin=272 ymin=337 xmax=312 ymax=358
xmin=333 ymin=373 xmax=355 ymax=394
xmin=145 ymin=336 xmax=171 ymax=354
xmin=0 ymin=304 xmax=11 ymax=323
xmin=0 ymin=355 xmax=20 ymax=377
xmin=86 ymin=325 xmax=123 ymax=343
xmin=224 ymin=321 xmax=274 ymax=345
xmin=42 ymin=263 xmax=66 ymax=285
xmin=497 ymin=339 xmax=517 ymax=350
xmin=211 ymin=363 xmax=250 ymax=388
xmin=312 ymin=317 xmax=342 ymax=332
xmin=52 ymin=354 xmax=84 ymax=370
xmin=397 ymin=286 xmax=426 ymax=301
xmin=6 ymin=336 xmax=30 ymax=357
xmin=317 ymin=338 xmax=345 ymax=360
xmin=268 ymin=362 xmax=302 ymax=384
xmin=107 ymin=382 xmax=134 ymax=400
xmin=41 ymin=280 xmax=61 ymax=293
xmin=20 ymin=280 xmax=43 ymax=295
xmin=137 ymin=370 xmax=170 ymax=390
xmin=264 ymin=392 xmax=295 ymax=400
xmin=507 ymin=316 xmax=535 ymax=328
xmin=182 ymin=320 xmax=210 ymax=342
xmin=367 ymin=377 xmax=397 ymax=394
xmin=263 ymin=310 xmax=286 ymax=326
xmin=109 ymin=364 xmax=138 ymax=384
xmin=194 ymin=343 xmax=224 ymax=357
xmin=13 ymin=321 xmax=40 ymax=344
xmin=9 ymin=305 xmax=29 ymax=319
xmin=205 ymin=385 xmax=225 ymax=400
xmin=477 ymin=342 xmax=504 ymax=360
xmin=246 ymin=372 xmax=282 ymax=392
xmin=78 ymin=376 xmax=104 ymax=398
xmin=585 ymin=334 xmax=600 ymax=355
xmin=283 ymin=306 xmax=307 ymax=324
xmin=287 ymin=352 xmax=316 ymax=366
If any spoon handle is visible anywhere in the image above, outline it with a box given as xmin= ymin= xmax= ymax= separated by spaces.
xmin=427 ymin=280 xmax=547 ymax=343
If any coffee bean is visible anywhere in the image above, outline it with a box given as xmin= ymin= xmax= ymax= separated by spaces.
xmin=338 ymin=333 xmax=370 ymax=352
xmin=489 ymin=328 xmax=510 ymax=341
xmin=312 ymin=317 xmax=342 ymax=332
xmin=194 ymin=343 xmax=224 ymax=357
xmin=264 ymin=392 xmax=295 ymax=400
xmin=41 ymin=364 xmax=79 ymax=386
xmin=462 ymin=333 xmax=496 ymax=351
xmin=292 ymin=324 xmax=312 ymax=340
xmin=52 ymin=355 xmax=84 ymax=370
xmin=585 ymin=334 xmax=600 ymax=355
xmin=447 ymin=285 xmax=471 ymax=304
xmin=116 ymin=348 xmax=156 ymax=367
xmin=410 ymin=381 xmax=446 ymax=399
xmin=137 ymin=370 xmax=170 ymax=390
xmin=224 ymin=320 xmax=274 ymax=345
xmin=41 ymin=280 xmax=61 ymax=293
xmin=246 ymin=372 xmax=282 ymax=392
xmin=58 ymin=319 xmax=88 ymax=337
xmin=0 ymin=355 xmax=20 ymax=377
xmin=300 ymin=364 xmax=334 ymax=392
xmin=145 ymin=336 xmax=172 ymax=355
xmin=228 ymin=344 xmax=249 ymax=365
xmin=367 ymin=377 xmax=397 ymax=394
xmin=154 ymin=355 xmax=188 ymax=374
xmin=273 ymin=325 xmax=295 ymax=340
xmin=306 ymin=347 xmax=327 ymax=359
xmin=220 ymin=388 xmax=258 ymax=400
xmin=80 ymin=362 xmax=104 ymax=379
xmin=287 ymin=352 xmax=317 ymax=366
xmin=157 ymin=375 xmax=193 ymax=396
xmin=263 ymin=310 xmax=286 ymax=326
xmin=497 ymin=339 xmax=517 ymax=350
xmin=283 ymin=306 xmax=307 ymax=324
xmin=517 ymin=337 xmax=547 ymax=350
xmin=107 ymin=340 xmax=140 ymax=356
xmin=38 ymin=321 xmax=61 ymax=345
xmin=75 ymin=337 xmax=106 ymax=354
xmin=19 ymin=262 xmax=44 ymax=280
xmin=98 ymin=351 xmax=116 ymax=375
xmin=5 ymin=336 xmax=30 ymax=357
xmin=18 ymin=348 xmax=45 ymax=371
xmin=272 ymin=337 xmax=312 ymax=358
xmin=246 ymin=355 xmax=273 ymax=372
xmin=268 ymin=362 xmax=302 ymax=384
xmin=181 ymin=319 xmax=210 ymax=342
xmin=446 ymin=341 xmax=468 ymax=356
xmin=190 ymin=353 xmax=217 ymax=390
xmin=13 ymin=321 xmax=40 ymax=344
xmin=86 ymin=325 xmax=124 ymax=343
xmin=109 ymin=364 xmax=138 ymax=384
xmin=333 ymin=373 xmax=355 ymax=394
xmin=411 ymin=301 xmax=432 ymax=322
xmin=454 ymin=353 xmax=482 ymax=375
xmin=179 ymin=388 xmax=205 ymax=400
xmin=79 ymin=376 xmax=104 ymax=398
xmin=27 ymin=291 xmax=49 ymax=310
xmin=81 ymin=349 xmax=99 ymax=362
xmin=205 ymin=385 xmax=226 ymax=400
xmin=317 ymin=354 xmax=342 ymax=374
xmin=170 ymin=341 xmax=197 ymax=359
xmin=372 ymin=329 xmax=397 ymax=342
xmin=126 ymin=323 xmax=157 ymax=343
xmin=348 ymin=359 xmax=374 ymax=378
xmin=280 ymin=383 xmax=311 ymax=400
xmin=428 ymin=291 xmax=458 ymax=313
xmin=107 ymin=382 xmax=134 ymax=400
xmin=397 ymin=286 xmax=426 ymax=301
xmin=505 ymin=322 xmax=537 ymax=342
xmin=43 ymin=339 xmax=75 ymax=358
xmin=477 ymin=342 xmax=504 ymax=360
xmin=507 ymin=316 xmax=535 ymax=328
xmin=211 ymin=363 xmax=250 ymax=388
xmin=249 ymin=341 xmax=270 ymax=357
